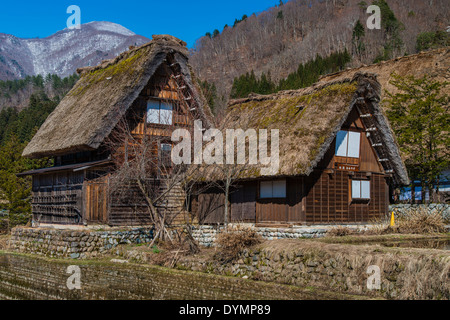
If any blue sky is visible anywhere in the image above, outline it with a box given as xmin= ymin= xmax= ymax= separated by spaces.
xmin=0 ymin=0 xmax=279 ymax=47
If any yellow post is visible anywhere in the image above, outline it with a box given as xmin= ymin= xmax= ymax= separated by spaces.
xmin=390 ymin=212 xmax=396 ymax=227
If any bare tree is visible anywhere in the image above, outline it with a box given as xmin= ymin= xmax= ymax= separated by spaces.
xmin=105 ymin=108 xmax=192 ymax=246
xmin=200 ymin=106 xmax=263 ymax=227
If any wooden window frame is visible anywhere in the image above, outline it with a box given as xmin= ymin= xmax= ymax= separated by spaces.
xmin=335 ymin=130 xmax=362 ymax=159
xmin=146 ymin=99 xmax=174 ymax=126
xmin=350 ymin=178 xmax=371 ymax=203
xmin=259 ymin=180 xmax=287 ymax=200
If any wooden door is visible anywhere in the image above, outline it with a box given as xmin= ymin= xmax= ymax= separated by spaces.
xmin=197 ymin=191 xmax=225 ymax=224
xmin=84 ymin=177 xmax=109 ymax=224
xmin=231 ymin=182 xmax=257 ymax=223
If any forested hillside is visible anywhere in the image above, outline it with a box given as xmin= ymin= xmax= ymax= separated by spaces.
xmin=191 ymin=0 xmax=450 ymax=111
xmin=0 ymin=74 xmax=79 ymax=111
xmin=230 ymin=50 xmax=351 ymax=99
xmin=0 ymin=75 xmax=78 ymax=228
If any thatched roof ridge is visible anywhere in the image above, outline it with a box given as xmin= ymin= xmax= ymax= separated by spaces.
xmin=229 ymin=75 xmax=358 ymax=107
xmin=222 ymin=72 xmax=409 ymax=185
xmin=76 ymin=35 xmax=188 ymax=75
xmin=23 ymin=35 xmax=210 ymax=159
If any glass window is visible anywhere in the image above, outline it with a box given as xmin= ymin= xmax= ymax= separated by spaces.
xmin=159 ymin=102 xmax=173 ymax=125
xmin=352 ymin=180 xmax=371 ymax=199
xmin=352 ymin=180 xmax=361 ymax=199
xmin=147 ymin=100 xmax=161 ymax=124
xmin=260 ymin=180 xmax=286 ymax=199
xmin=260 ymin=181 xmax=273 ymax=199
xmin=335 ymin=131 xmax=349 ymax=157
xmin=273 ymin=180 xmax=287 ymax=198
xmin=161 ymin=143 xmax=172 ymax=167
xmin=335 ymin=131 xmax=361 ymax=158
xmin=361 ymin=180 xmax=371 ymax=199
xmin=147 ymin=100 xmax=173 ymax=125
xmin=347 ymin=131 xmax=361 ymax=158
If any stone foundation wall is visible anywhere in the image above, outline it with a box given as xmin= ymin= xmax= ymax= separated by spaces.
xmin=191 ymin=225 xmax=373 ymax=247
xmin=7 ymin=227 xmax=153 ymax=259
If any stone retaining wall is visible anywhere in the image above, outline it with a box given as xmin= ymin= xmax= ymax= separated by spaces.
xmin=191 ymin=225 xmax=373 ymax=247
xmin=173 ymin=241 xmax=449 ymax=300
xmin=0 ymin=252 xmax=359 ymax=300
xmin=7 ymin=227 xmax=153 ymax=259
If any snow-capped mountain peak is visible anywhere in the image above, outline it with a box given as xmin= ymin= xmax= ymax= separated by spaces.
xmin=84 ymin=21 xmax=136 ymax=36
xmin=0 ymin=21 xmax=149 ymax=80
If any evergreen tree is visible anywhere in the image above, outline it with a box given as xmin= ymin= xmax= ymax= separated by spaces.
xmin=352 ymin=20 xmax=366 ymax=58
xmin=416 ymin=31 xmax=450 ymax=52
xmin=277 ymin=11 xmax=284 ymax=20
xmin=231 ymin=50 xmax=352 ymax=99
xmin=0 ymin=135 xmax=49 ymax=228
xmin=199 ymin=80 xmax=218 ymax=114
xmin=385 ymin=74 xmax=449 ymax=203
xmin=0 ymin=73 xmax=77 ymax=230
xmin=372 ymin=0 xmax=404 ymax=62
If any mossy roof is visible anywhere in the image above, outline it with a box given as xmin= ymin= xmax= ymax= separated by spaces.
xmin=23 ymin=35 xmax=211 ymax=159
xmin=221 ymin=73 xmax=409 ymax=184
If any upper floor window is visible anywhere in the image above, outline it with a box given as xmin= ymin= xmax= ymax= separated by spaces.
xmin=260 ymin=180 xmax=286 ymax=199
xmin=335 ymin=130 xmax=361 ymax=158
xmin=147 ymin=100 xmax=173 ymax=125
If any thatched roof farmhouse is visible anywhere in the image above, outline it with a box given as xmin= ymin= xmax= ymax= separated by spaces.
xmin=196 ymin=73 xmax=410 ymax=225
xmin=21 ymin=35 xmax=212 ymax=226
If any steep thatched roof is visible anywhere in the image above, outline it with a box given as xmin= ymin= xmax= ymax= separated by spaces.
xmin=221 ymin=73 xmax=409 ymax=185
xmin=23 ymin=35 xmax=212 ymax=159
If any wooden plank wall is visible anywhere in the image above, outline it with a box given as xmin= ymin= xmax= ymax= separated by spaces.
xmin=231 ymin=182 xmax=257 ymax=222
xmin=196 ymin=190 xmax=226 ymax=224
xmin=32 ymin=172 xmax=84 ymax=225
xmin=304 ymin=170 xmax=388 ymax=224
xmin=255 ymin=178 xmax=304 ymax=224
xmin=107 ymin=179 xmax=187 ymax=227
xmin=108 ymin=182 xmax=155 ymax=227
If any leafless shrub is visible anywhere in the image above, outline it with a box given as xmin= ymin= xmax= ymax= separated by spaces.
xmin=146 ymin=240 xmax=194 ymax=267
xmin=105 ymin=113 xmax=201 ymax=248
xmin=364 ymin=215 xmax=392 ymax=235
xmin=327 ymin=226 xmax=356 ymax=237
xmin=365 ymin=208 xmax=447 ymax=235
xmin=396 ymin=208 xmax=447 ymax=234
xmin=214 ymin=225 xmax=262 ymax=263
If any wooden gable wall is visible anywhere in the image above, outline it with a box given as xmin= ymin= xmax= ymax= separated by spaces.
xmin=303 ymin=107 xmax=389 ymax=224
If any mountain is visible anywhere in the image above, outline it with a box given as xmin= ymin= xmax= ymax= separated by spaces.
xmin=0 ymin=21 xmax=150 ymax=80
xmin=190 ymin=0 xmax=450 ymax=108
